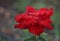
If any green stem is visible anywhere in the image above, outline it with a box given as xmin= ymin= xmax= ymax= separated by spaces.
xmin=35 ymin=36 xmax=39 ymax=41
xmin=35 ymin=36 xmax=37 ymax=41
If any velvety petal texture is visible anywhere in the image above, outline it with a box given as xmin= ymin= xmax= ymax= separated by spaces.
xmin=14 ymin=6 xmax=54 ymax=36
xmin=28 ymin=26 xmax=44 ymax=35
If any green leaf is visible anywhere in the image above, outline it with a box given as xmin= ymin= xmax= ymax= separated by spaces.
xmin=24 ymin=36 xmax=36 ymax=41
xmin=37 ymin=36 xmax=46 ymax=41
xmin=24 ymin=36 xmax=46 ymax=41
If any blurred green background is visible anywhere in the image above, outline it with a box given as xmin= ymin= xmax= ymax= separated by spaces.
xmin=0 ymin=0 xmax=60 ymax=41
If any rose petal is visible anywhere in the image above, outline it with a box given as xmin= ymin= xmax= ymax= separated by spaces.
xmin=39 ymin=21 xmax=53 ymax=30
xmin=28 ymin=25 xmax=44 ymax=35
xmin=15 ymin=23 xmax=27 ymax=29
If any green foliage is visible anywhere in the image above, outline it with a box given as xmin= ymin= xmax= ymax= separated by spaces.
xmin=24 ymin=36 xmax=46 ymax=41
xmin=14 ymin=0 xmax=30 ymax=12
xmin=24 ymin=36 xmax=36 ymax=41
xmin=38 ymin=36 xmax=46 ymax=41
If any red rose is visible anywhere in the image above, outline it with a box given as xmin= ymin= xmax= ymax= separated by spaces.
xmin=14 ymin=6 xmax=54 ymax=36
